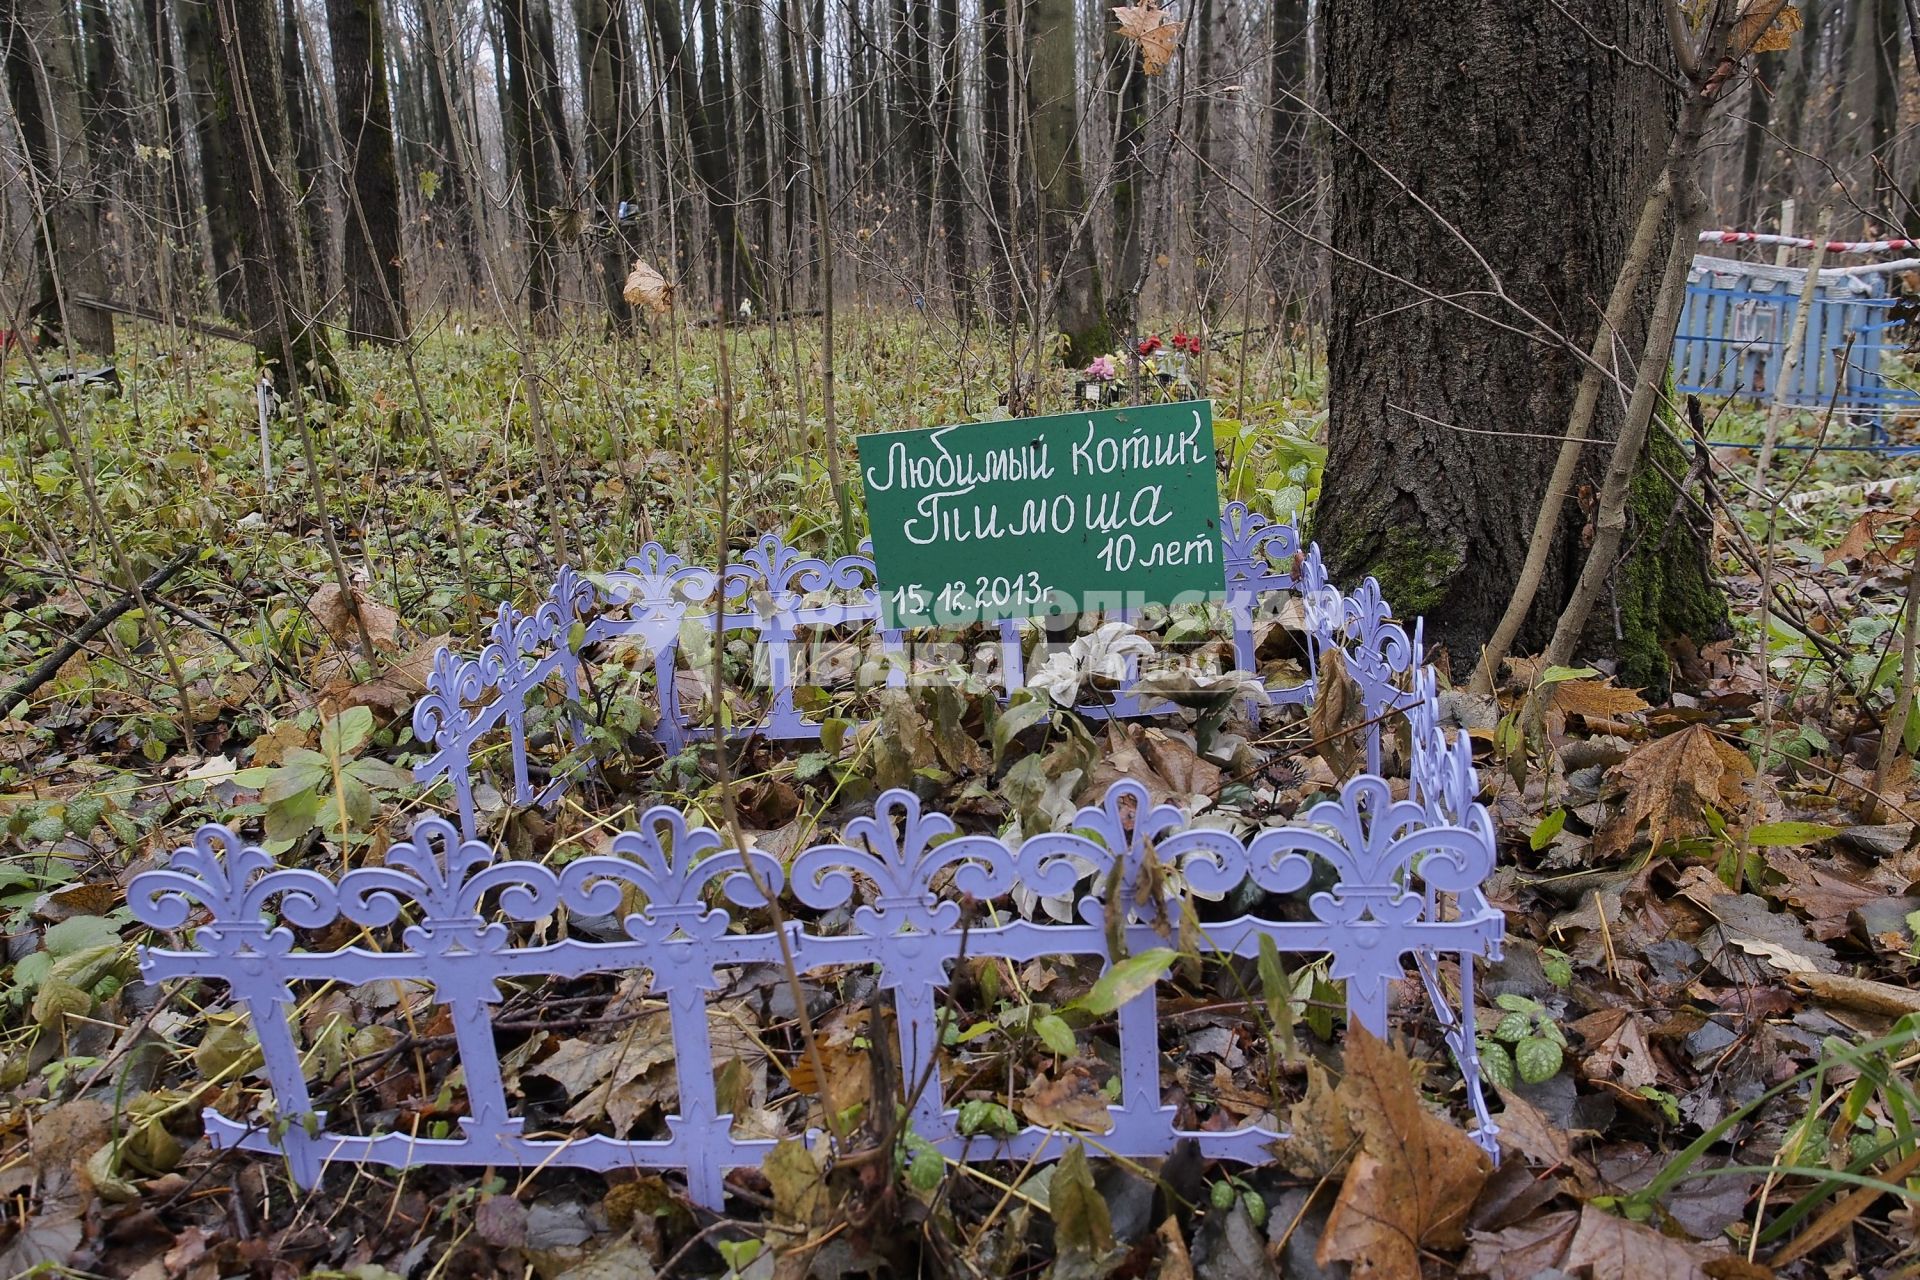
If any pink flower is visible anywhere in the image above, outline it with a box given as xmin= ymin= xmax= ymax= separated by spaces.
xmin=1085 ymin=355 xmax=1116 ymax=381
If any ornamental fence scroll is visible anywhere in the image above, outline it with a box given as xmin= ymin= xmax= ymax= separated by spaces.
xmin=130 ymin=510 xmax=1505 ymax=1207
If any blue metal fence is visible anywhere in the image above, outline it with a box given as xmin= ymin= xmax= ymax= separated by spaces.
xmin=1672 ymin=255 xmax=1918 ymax=419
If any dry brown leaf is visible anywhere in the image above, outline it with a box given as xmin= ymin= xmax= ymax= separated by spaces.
xmin=1575 ymin=1011 xmax=1660 ymax=1091
xmin=622 ymin=259 xmax=674 ymax=314
xmin=1138 ymin=727 xmax=1221 ymax=796
xmin=1153 ymin=1216 xmax=1195 ymax=1280
xmin=1019 ymin=1066 xmax=1114 ymax=1133
xmin=1598 ymin=724 xmax=1753 ymax=857
xmin=1316 ymin=1027 xmax=1492 ymax=1279
xmin=1550 ymin=678 xmax=1650 ymax=720
xmin=1310 ymin=647 xmax=1370 ymax=779
xmin=323 ymin=634 xmax=447 ymax=720
xmin=1461 ymin=1209 xmax=1579 ymax=1280
xmin=531 ymin=1015 xmax=678 ymax=1133
xmin=308 ymin=582 xmax=401 ymax=650
xmin=1561 ymin=1204 xmax=1731 ymax=1280
xmin=1733 ymin=0 xmax=1802 ymax=53
xmin=1112 ymin=1 xmax=1183 ymax=75
xmin=1275 ymin=1058 xmax=1358 ymax=1179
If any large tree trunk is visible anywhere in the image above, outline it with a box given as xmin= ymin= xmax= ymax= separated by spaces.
xmin=181 ymin=0 xmax=342 ymax=397
xmin=1029 ymin=0 xmax=1107 ymax=364
xmin=980 ymin=0 xmax=1014 ymax=324
xmin=77 ymin=0 xmax=132 ymax=212
xmin=280 ymin=0 xmax=336 ymax=309
xmin=4 ymin=0 xmax=116 ymax=354
xmin=142 ymin=0 xmax=203 ymax=308
xmin=574 ymin=0 xmax=633 ymax=329
xmin=499 ymin=0 xmax=570 ymax=332
xmin=1735 ymin=50 xmax=1782 ymax=230
xmin=930 ymin=0 xmax=969 ymax=317
xmin=1313 ymin=0 xmax=1725 ymax=687
xmin=1265 ymin=0 xmax=1308 ymax=309
xmin=180 ymin=0 xmax=245 ymax=319
xmin=328 ymin=0 xmax=410 ymax=342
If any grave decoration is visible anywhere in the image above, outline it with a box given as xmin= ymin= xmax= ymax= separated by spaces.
xmin=858 ymin=401 xmax=1224 ymax=629
xmin=130 ymin=408 xmax=1504 ymax=1206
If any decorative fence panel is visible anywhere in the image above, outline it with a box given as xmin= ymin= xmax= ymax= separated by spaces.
xmin=131 ymin=511 xmax=1504 ymax=1207
xmin=409 ymin=502 xmax=1311 ymax=838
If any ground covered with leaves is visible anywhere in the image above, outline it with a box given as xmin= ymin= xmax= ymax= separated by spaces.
xmin=4 ymin=316 xmax=1920 ymax=1279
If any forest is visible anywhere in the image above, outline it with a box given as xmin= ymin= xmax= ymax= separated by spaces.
xmin=5 ymin=0 xmax=1920 ymax=1276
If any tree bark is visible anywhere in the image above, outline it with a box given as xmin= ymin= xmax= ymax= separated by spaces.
xmin=1029 ymin=0 xmax=1108 ymax=364
xmin=280 ymin=0 xmax=335 ymax=308
xmin=574 ymin=0 xmax=634 ymax=329
xmin=500 ymin=0 xmax=571 ymax=332
xmin=981 ymin=0 xmax=1014 ymax=323
xmin=930 ymin=0 xmax=968 ymax=316
xmin=181 ymin=0 xmax=342 ymax=397
xmin=1265 ymin=0 xmax=1308 ymax=308
xmin=1314 ymin=0 xmax=1725 ymax=686
xmin=328 ymin=0 xmax=410 ymax=343
xmin=180 ymin=0 xmax=245 ymax=320
xmin=3 ymin=0 xmax=116 ymax=354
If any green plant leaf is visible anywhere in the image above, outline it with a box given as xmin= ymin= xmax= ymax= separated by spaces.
xmin=1537 ymin=665 xmax=1600 ymax=686
xmin=1746 ymin=821 xmax=1842 ymax=847
xmin=1479 ymin=1039 xmax=1515 ymax=1091
xmin=956 ymin=1099 xmax=1019 ymax=1137
xmin=991 ymin=694 xmax=1051 ymax=763
xmin=1492 ymin=1012 xmax=1532 ymax=1043
xmin=1033 ymin=1013 xmax=1077 ymax=1057
xmin=321 ymin=707 xmax=374 ymax=759
xmin=1516 ymin=1035 xmax=1564 ymax=1084
xmin=1076 ymin=947 xmax=1177 ymax=1016
xmin=1529 ymin=808 xmax=1567 ymax=851
xmin=44 ymin=914 xmax=122 ymax=957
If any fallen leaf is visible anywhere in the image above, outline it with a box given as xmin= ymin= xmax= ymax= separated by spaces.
xmin=764 ymin=1138 xmax=830 ymax=1230
xmin=1019 ymin=1067 xmax=1114 ymax=1133
xmin=1153 ymin=1216 xmax=1195 ymax=1280
xmin=1561 ymin=1204 xmax=1730 ymax=1280
xmin=552 ymin=1232 xmax=662 ymax=1280
xmin=1550 ymin=678 xmax=1650 ymax=720
xmin=324 ymin=634 xmax=447 ymax=720
xmin=1274 ymin=1059 xmax=1358 ymax=1180
xmin=622 ymin=259 xmax=674 ymax=314
xmin=1599 ymin=725 xmax=1754 ymax=857
xmin=1461 ymin=1209 xmax=1579 ymax=1279
xmin=1787 ymin=971 xmax=1920 ymax=1017
xmin=1317 ymin=1027 xmax=1492 ymax=1278
xmin=1570 ymin=1009 xmax=1661 ymax=1091
xmin=474 ymin=1193 xmax=529 ymax=1248
xmin=530 ymin=1016 xmax=678 ymax=1134
xmin=308 ymin=582 xmax=401 ymax=650
xmin=1052 ymin=1144 xmax=1119 ymax=1276
xmin=1309 ymin=647 xmax=1369 ymax=778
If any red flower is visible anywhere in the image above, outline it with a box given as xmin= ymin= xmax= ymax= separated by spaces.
xmin=1137 ymin=335 xmax=1163 ymax=355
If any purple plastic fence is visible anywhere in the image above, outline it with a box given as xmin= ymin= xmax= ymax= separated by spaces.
xmin=130 ymin=505 xmax=1504 ymax=1207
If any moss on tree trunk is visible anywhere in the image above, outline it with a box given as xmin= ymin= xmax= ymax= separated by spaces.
xmin=1606 ymin=418 xmax=1729 ymax=694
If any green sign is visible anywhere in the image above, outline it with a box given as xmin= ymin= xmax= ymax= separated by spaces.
xmin=857 ymin=400 xmax=1224 ymax=629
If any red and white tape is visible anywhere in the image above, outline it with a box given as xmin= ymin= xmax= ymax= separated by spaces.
xmin=1699 ymin=231 xmax=1918 ymax=253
